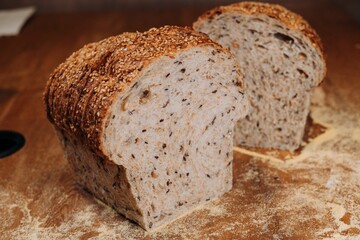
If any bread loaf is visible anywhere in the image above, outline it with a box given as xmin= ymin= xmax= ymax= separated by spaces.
xmin=44 ymin=26 xmax=249 ymax=230
xmin=193 ymin=2 xmax=326 ymax=151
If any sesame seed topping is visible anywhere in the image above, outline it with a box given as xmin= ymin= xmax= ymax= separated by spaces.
xmin=45 ymin=25 xmax=230 ymax=151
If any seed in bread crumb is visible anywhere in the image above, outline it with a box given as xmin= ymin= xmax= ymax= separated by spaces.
xmin=140 ymin=90 xmax=150 ymax=104
xmin=211 ymin=116 xmax=217 ymax=125
xmin=162 ymin=99 xmax=170 ymax=108
xmin=272 ymin=66 xmax=280 ymax=73
xmin=121 ymin=98 xmax=129 ymax=111
xmin=151 ymin=171 xmax=158 ymax=178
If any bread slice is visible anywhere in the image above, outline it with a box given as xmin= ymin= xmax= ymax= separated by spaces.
xmin=193 ymin=2 xmax=326 ymax=151
xmin=44 ymin=26 xmax=249 ymax=230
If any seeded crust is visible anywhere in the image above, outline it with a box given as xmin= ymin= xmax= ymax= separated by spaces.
xmin=44 ymin=26 xmax=243 ymax=156
xmin=193 ymin=1 xmax=326 ymax=81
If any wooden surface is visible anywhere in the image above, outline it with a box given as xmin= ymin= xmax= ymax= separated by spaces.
xmin=1 ymin=1 xmax=360 ymax=239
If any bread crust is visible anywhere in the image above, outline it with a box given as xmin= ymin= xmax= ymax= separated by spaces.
xmin=44 ymin=26 xmax=242 ymax=158
xmin=193 ymin=1 xmax=326 ymax=79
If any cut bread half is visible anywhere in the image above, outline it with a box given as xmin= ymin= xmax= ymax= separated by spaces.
xmin=44 ymin=26 xmax=249 ymax=230
xmin=193 ymin=2 xmax=326 ymax=151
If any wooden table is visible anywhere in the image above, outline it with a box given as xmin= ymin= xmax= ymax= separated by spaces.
xmin=1 ymin=1 xmax=360 ymax=239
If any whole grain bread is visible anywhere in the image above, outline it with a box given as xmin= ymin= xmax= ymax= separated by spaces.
xmin=44 ymin=26 xmax=249 ymax=230
xmin=193 ymin=2 xmax=326 ymax=151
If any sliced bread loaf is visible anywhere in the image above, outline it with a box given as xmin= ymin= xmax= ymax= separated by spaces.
xmin=193 ymin=2 xmax=326 ymax=151
xmin=44 ymin=26 xmax=249 ymax=230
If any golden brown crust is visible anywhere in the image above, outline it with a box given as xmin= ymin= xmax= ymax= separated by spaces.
xmin=44 ymin=26 xmax=231 ymax=154
xmin=194 ymin=1 xmax=325 ymax=57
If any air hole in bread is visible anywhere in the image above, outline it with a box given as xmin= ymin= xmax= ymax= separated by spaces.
xmin=297 ymin=68 xmax=309 ymax=78
xmin=274 ymin=32 xmax=294 ymax=44
xmin=299 ymin=52 xmax=307 ymax=60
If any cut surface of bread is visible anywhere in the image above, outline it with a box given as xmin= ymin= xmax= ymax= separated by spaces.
xmin=44 ymin=26 xmax=249 ymax=230
xmin=193 ymin=2 xmax=326 ymax=151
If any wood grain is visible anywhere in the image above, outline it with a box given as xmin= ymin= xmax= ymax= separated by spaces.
xmin=0 ymin=1 xmax=359 ymax=239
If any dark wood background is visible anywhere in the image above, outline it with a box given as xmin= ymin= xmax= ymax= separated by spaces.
xmin=0 ymin=0 xmax=359 ymax=239
xmin=0 ymin=0 xmax=357 ymax=20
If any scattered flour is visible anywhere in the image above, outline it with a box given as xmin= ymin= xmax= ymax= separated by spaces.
xmin=2 ymin=87 xmax=360 ymax=239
